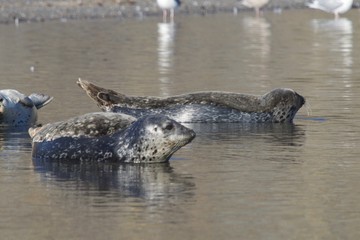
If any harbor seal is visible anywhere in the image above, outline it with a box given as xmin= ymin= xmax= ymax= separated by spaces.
xmin=77 ymin=79 xmax=305 ymax=123
xmin=0 ymin=89 xmax=53 ymax=127
xmin=29 ymin=112 xmax=196 ymax=163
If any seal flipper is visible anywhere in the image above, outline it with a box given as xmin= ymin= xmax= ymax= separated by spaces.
xmin=28 ymin=94 xmax=53 ymax=109
xmin=77 ymin=78 xmax=106 ymax=102
xmin=29 ymin=124 xmax=43 ymax=139
xmin=77 ymin=78 xmax=128 ymax=109
xmin=18 ymin=96 xmax=35 ymax=108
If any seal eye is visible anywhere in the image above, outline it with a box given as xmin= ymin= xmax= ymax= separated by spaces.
xmin=0 ymin=97 xmax=3 ymax=102
xmin=164 ymin=122 xmax=174 ymax=131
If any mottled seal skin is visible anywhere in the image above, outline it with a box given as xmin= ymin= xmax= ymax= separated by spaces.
xmin=0 ymin=89 xmax=53 ymax=127
xmin=77 ymin=79 xmax=305 ymax=123
xmin=29 ymin=112 xmax=196 ymax=163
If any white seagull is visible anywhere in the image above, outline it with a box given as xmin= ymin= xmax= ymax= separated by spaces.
xmin=157 ymin=0 xmax=181 ymax=22
xmin=306 ymin=0 xmax=353 ymax=19
xmin=241 ymin=0 xmax=270 ymax=17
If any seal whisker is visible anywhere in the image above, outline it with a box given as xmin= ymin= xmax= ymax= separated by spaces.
xmin=304 ymin=101 xmax=312 ymax=116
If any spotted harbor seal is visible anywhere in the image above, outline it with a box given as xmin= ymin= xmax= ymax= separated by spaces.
xmin=77 ymin=79 xmax=305 ymax=123
xmin=29 ymin=112 xmax=196 ymax=163
xmin=0 ymin=89 xmax=53 ymax=127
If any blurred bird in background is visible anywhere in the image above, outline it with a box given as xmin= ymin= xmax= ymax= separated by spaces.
xmin=241 ymin=0 xmax=270 ymax=17
xmin=306 ymin=0 xmax=353 ymax=19
xmin=157 ymin=0 xmax=181 ymax=22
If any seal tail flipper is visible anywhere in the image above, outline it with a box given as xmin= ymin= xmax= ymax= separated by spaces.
xmin=28 ymin=124 xmax=43 ymax=139
xmin=28 ymin=94 xmax=53 ymax=109
xmin=77 ymin=78 xmax=107 ymax=103
xmin=19 ymin=96 xmax=36 ymax=108
xmin=77 ymin=78 xmax=129 ymax=109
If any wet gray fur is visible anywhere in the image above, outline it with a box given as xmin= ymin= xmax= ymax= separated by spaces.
xmin=30 ymin=112 xmax=196 ymax=163
xmin=0 ymin=89 xmax=53 ymax=127
xmin=78 ymin=79 xmax=305 ymax=123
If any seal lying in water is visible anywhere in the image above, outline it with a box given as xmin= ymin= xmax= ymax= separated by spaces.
xmin=77 ymin=79 xmax=305 ymax=123
xmin=0 ymin=89 xmax=53 ymax=127
xmin=29 ymin=112 xmax=196 ymax=163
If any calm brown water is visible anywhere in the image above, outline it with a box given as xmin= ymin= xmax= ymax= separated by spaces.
xmin=1 ymin=9 xmax=360 ymax=239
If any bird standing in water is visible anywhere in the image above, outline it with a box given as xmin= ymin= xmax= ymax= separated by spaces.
xmin=157 ymin=0 xmax=181 ymax=22
xmin=306 ymin=0 xmax=353 ymax=19
xmin=241 ymin=0 xmax=270 ymax=18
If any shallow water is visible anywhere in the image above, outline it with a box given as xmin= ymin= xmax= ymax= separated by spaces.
xmin=1 ymin=9 xmax=360 ymax=239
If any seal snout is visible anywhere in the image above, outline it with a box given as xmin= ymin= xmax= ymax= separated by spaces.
xmin=180 ymin=124 xmax=196 ymax=142
xmin=293 ymin=91 xmax=305 ymax=110
xmin=297 ymin=92 xmax=306 ymax=107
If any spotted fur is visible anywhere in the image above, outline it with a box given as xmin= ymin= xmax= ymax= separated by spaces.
xmin=0 ymin=89 xmax=53 ymax=127
xmin=78 ymin=79 xmax=305 ymax=123
xmin=30 ymin=113 xmax=195 ymax=163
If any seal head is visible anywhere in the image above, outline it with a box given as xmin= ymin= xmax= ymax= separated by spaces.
xmin=0 ymin=89 xmax=53 ymax=127
xmin=260 ymin=88 xmax=305 ymax=123
xmin=30 ymin=112 xmax=195 ymax=163
xmin=115 ymin=114 xmax=195 ymax=163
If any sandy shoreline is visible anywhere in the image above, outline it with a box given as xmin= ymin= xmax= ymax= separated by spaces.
xmin=0 ymin=0 xmax=359 ymax=23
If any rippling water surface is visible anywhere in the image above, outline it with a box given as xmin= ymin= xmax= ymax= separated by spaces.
xmin=1 ymin=9 xmax=360 ymax=239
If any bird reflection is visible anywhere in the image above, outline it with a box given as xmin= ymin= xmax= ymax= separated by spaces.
xmin=241 ymin=16 xmax=271 ymax=85
xmin=242 ymin=16 xmax=271 ymax=60
xmin=310 ymin=18 xmax=353 ymax=79
xmin=157 ymin=22 xmax=177 ymax=93
xmin=33 ymin=160 xmax=195 ymax=202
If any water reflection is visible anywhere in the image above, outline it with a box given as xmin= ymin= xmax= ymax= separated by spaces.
xmin=157 ymin=22 xmax=177 ymax=92
xmin=33 ymin=160 xmax=195 ymax=202
xmin=0 ymin=127 xmax=31 ymax=174
xmin=1 ymin=14 xmax=360 ymax=239
xmin=310 ymin=18 xmax=353 ymax=78
xmin=0 ymin=127 xmax=31 ymax=155
xmin=190 ymin=123 xmax=304 ymax=144
xmin=241 ymin=16 xmax=271 ymax=85
xmin=188 ymin=123 xmax=306 ymax=162
xmin=242 ymin=16 xmax=271 ymax=60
